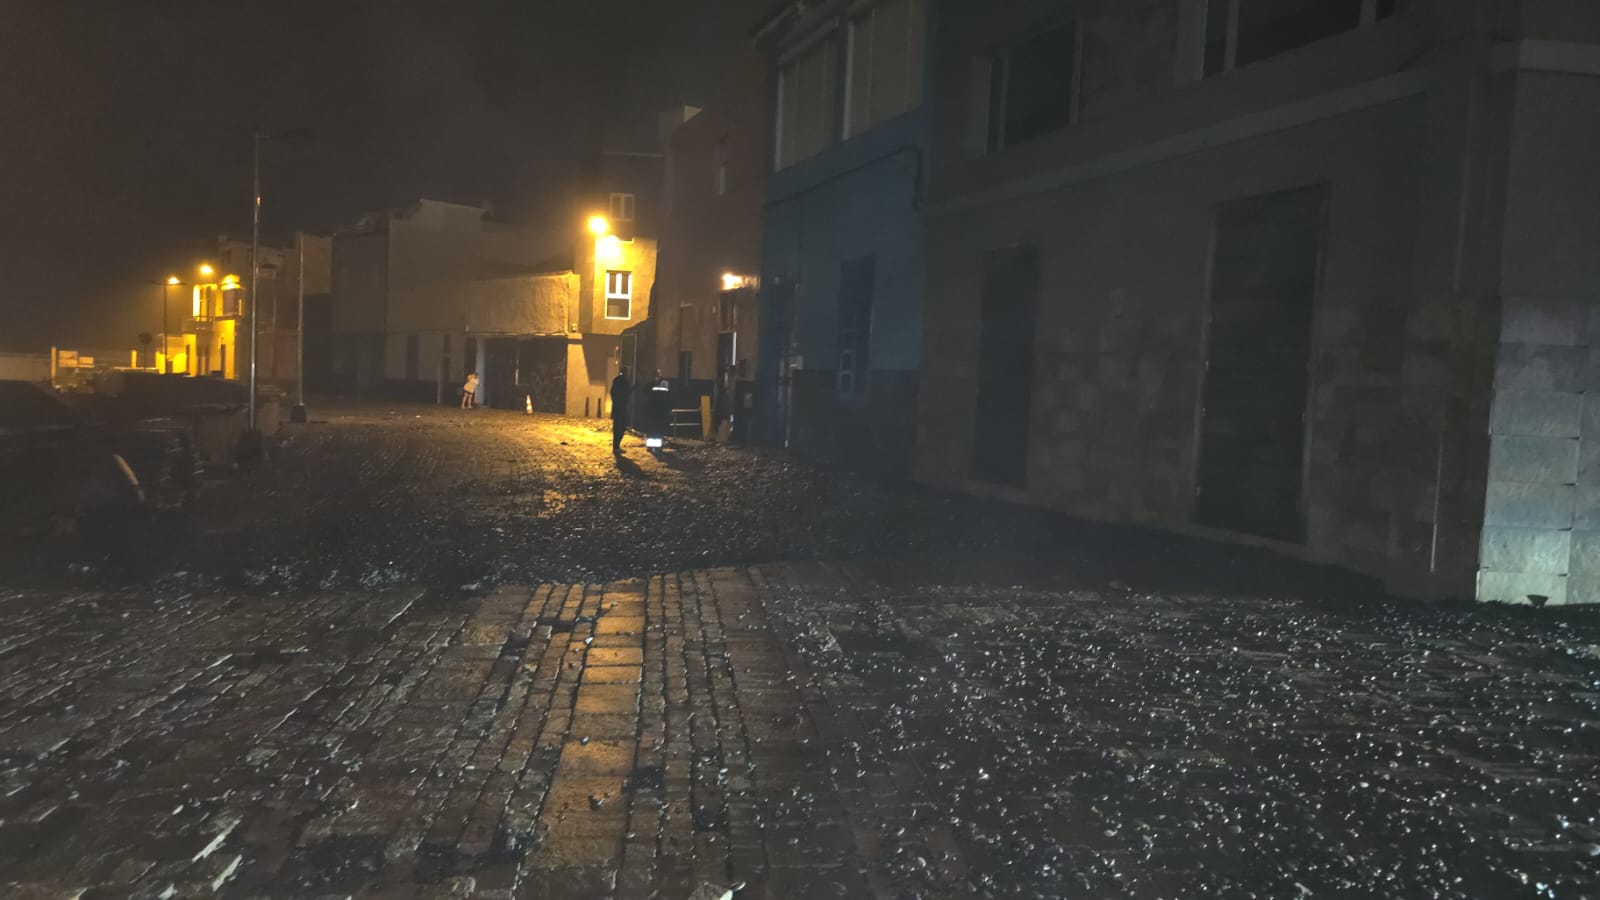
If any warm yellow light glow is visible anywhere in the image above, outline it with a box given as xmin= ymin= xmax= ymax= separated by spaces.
xmin=198 ymin=264 xmax=215 ymax=278
xmin=587 ymin=215 xmax=610 ymax=236
xmin=721 ymin=273 xmax=743 ymax=291
xmin=221 ymin=274 xmax=241 ymax=286
xmin=167 ymin=275 xmax=181 ymax=285
xmin=597 ymin=234 xmax=624 ymax=265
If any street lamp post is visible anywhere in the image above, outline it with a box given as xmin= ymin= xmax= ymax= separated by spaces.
xmin=163 ymin=276 xmax=179 ymax=373
xmin=249 ymin=132 xmax=262 ymax=430
xmin=248 ymin=127 xmax=313 ymax=435
xmin=290 ymin=231 xmax=309 ymax=423
xmin=149 ymin=276 xmax=182 ymax=372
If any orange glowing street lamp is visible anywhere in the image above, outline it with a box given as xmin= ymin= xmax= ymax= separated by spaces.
xmin=587 ymin=215 xmax=610 ymax=236
xmin=198 ymin=263 xmax=215 ymax=279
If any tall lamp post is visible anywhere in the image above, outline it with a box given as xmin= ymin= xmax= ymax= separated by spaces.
xmin=162 ymin=276 xmax=179 ymax=372
xmin=148 ymin=276 xmax=182 ymax=372
xmin=248 ymin=127 xmax=313 ymax=434
xmin=291 ymin=231 xmax=309 ymax=423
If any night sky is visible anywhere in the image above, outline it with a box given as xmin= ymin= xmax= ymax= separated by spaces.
xmin=0 ymin=0 xmax=756 ymax=351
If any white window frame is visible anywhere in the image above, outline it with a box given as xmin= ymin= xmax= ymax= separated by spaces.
xmin=843 ymin=11 xmax=871 ymax=139
xmin=774 ymin=29 xmax=841 ymax=170
xmin=605 ymin=270 xmax=633 ymax=320
xmin=609 ymin=192 xmax=636 ymax=222
xmin=1202 ymin=0 xmax=1393 ymax=77
xmin=843 ymin=0 xmax=926 ymax=140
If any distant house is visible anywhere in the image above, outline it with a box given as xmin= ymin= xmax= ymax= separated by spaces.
xmin=210 ymin=232 xmax=331 ymax=387
xmin=754 ymin=0 xmax=937 ymax=472
xmin=916 ymin=0 xmax=1600 ymax=603
xmin=329 ymin=199 xmax=563 ymax=403
xmin=327 ymin=190 xmax=663 ymax=417
xmin=641 ymin=49 xmax=768 ymax=440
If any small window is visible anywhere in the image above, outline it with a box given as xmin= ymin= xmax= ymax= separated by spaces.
xmin=605 ymin=270 xmax=633 ymax=320
xmin=220 ymin=285 xmax=242 ymax=318
xmin=986 ymin=23 xmax=1079 ymax=153
xmin=609 ymin=193 xmax=636 ymax=222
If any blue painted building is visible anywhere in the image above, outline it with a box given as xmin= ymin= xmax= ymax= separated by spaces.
xmin=753 ymin=0 xmax=936 ymax=473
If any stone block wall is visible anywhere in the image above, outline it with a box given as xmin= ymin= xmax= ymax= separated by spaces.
xmin=1478 ymin=298 xmax=1596 ymax=605
xmin=1024 ymin=286 xmax=1199 ymax=524
xmin=1477 ymin=67 xmax=1600 ymax=605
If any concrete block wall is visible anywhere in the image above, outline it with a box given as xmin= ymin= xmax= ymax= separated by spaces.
xmin=1478 ymin=299 xmax=1593 ymax=605
xmin=1024 ymin=285 xmax=1198 ymax=523
xmin=1477 ymin=64 xmax=1600 ymax=605
xmin=917 ymin=95 xmax=1458 ymax=596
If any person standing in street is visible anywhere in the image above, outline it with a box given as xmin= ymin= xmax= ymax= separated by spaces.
xmin=646 ymin=369 xmax=671 ymax=453
xmin=461 ymin=371 xmax=479 ymax=409
xmin=610 ymin=367 xmax=631 ymax=454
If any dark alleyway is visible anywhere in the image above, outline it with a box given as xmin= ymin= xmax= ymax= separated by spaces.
xmin=1 ymin=403 xmax=1597 ymax=898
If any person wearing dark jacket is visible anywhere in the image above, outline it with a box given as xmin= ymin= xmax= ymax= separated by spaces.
xmin=645 ymin=370 xmax=671 ymax=453
xmin=610 ymin=368 xmax=631 ymax=454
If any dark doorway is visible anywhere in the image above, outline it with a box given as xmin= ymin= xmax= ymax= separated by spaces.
xmin=971 ymin=243 xmax=1040 ymax=487
xmin=483 ymin=339 xmax=518 ymax=409
xmin=1194 ymin=185 xmax=1326 ymax=543
xmin=517 ymin=338 xmax=568 ymax=413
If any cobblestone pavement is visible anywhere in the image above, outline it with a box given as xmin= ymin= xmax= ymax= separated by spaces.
xmin=0 ymin=573 xmax=888 ymax=899
xmin=1 ymin=404 xmax=1599 ymax=897
xmin=0 ymin=403 xmax=1049 ymax=594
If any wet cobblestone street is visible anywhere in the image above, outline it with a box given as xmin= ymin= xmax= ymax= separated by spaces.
xmin=2 ymin=404 xmax=1599 ymax=898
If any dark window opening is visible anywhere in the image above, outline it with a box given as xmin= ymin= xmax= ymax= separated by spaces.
xmin=1208 ymin=0 xmax=1389 ymax=76
xmin=1203 ymin=0 xmax=1231 ymax=76
xmin=987 ymin=23 xmax=1078 ymax=153
xmin=1236 ymin=0 xmax=1362 ymax=68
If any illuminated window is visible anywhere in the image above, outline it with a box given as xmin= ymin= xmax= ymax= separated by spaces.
xmin=985 ymin=22 xmax=1079 ymax=153
xmin=605 ymin=270 xmax=633 ymax=320
xmin=775 ymin=34 xmax=839 ymax=170
xmin=1204 ymin=0 xmax=1398 ymax=76
xmin=609 ymin=193 xmax=636 ymax=222
xmin=845 ymin=0 xmax=927 ymax=138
